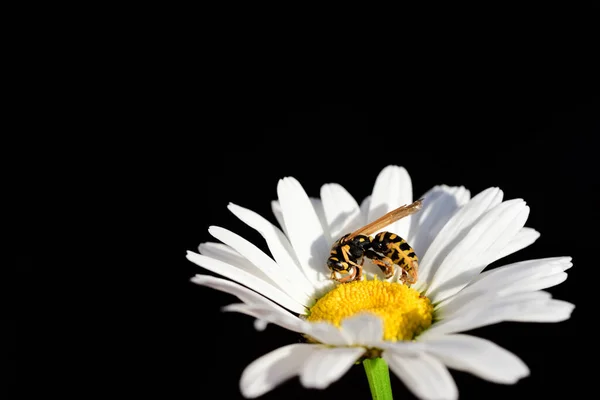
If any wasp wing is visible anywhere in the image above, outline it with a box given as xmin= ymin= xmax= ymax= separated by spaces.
xmin=346 ymin=198 xmax=424 ymax=240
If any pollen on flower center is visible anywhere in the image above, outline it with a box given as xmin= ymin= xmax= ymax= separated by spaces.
xmin=306 ymin=279 xmax=433 ymax=341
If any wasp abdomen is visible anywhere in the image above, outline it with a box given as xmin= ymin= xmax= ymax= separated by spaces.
xmin=371 ymin=232 xmax=418 ymax=280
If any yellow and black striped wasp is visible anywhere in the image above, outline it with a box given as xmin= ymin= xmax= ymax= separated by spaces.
xmin=326 ymin=199 xmax=423 ymax=285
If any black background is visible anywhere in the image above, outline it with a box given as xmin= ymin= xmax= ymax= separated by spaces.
xmin=7 ymin=6 xmax=600 ymax=398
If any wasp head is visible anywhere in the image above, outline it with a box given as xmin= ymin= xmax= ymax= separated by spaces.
xmin=327 ymin=257 xmax=349 ymax=272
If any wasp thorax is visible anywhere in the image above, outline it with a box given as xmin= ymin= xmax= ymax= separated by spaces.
xmin=369 ymin=240 xmax=387 ymax=253
xmin=306 ymin=279 xmax=433 ymax=341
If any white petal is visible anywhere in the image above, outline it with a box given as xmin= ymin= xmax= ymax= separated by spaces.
xmin=474 ymin=257 xmax=572 ymax=285
xmin=422 ymin=334 xmax=529 ymax=384
xmin=191 ymin=274 xmax=288 ymax=309
xmin=433 ymin=290 xmax=495 ymax=322
xmin=473 ymin=207 xmax=531 ymax=272
xmin=384 ymin=350 xmax=458 ymax=400
xmin=437 ymin=257 xmax=573 ymax=318
xmin=310 ymin=197 xmax=332 ymax=244
xmin=191 ymin=275 xmax=305 ymax=334
xmin=310 ymin=279 xmax=338 ymax=300
xmin=408 ymin=185 xmax=470 ymax=258
xmin=423 ymin=291 xmax=555 ymax=337
xmin=495 ymin=227 xmax=540 ymax=260
xmin=368 ymin=165 xmax=413 ymax=238
xmin=222 ymin=303 xmax=307 ymax=334
xmin=271 ymin=200 xmax=288 ymax=236
xmin=415 ymin=187 xmax=503 ymax=292
xmin=426 ymin=199 xmax=529 ymax=303
xmin=198 ymin=242 xmax=275 ymax=285
xmin=359 ymin=195 xmax=371 ymax=226
xmin=277 ymin=177 xmax=330 ymax=284
xmin=305 ymin=321 xmax=352 ymax=346
xmin=320 ymin=183 xmax=362 ymax=240
xmin=379 ymin=340 xmax=424 ymax=354
xmin=508 ymin=299 xmax=575 ymax=322
xmin=340 ymin=313 xmax=384 ymax=346
xmin=254 ymin=319 xmax=268 ymax=331
xmin=419 ymin=304 xmax=484 ymax=339
xmin=300 ymin=347 xmax=365 ymax=389
xmin=240 ymin=343 xmax=318 ymax=399
xmin=186 ymin=251 xmax=306 ymax=314
xmin=505 ymin=272 xmax=568 ymax=294
xmin=221 ymin=303 xmax=353 ymax=346
xmin=209 ymin=226 xmax=311 ymax=305
xmin=227 ymin=203 xmax=315 ymax=296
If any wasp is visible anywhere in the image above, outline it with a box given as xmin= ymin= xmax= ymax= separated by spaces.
xmin=327 ymin=199 xmax=423 ymax=285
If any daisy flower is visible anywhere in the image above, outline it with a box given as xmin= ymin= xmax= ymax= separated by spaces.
xmin=186 ymin=165 xmax=574 ymax=400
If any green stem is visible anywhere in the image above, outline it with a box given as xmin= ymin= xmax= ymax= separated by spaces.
xmin=363 ymin=357 xmax=393 ymax=400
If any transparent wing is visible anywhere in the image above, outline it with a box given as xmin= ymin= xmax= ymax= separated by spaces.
xmin=346 ymin=198 xmax=424 ymax=240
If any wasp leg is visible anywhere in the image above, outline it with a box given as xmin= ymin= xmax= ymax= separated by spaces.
xmin=365 ymin=250 xmax=394 ymax=278
xmin=354 ymin=258 xmax=364 ymax=281
xmin=340 ymin=246 xmax=364 ymax=282
xmin=402 ymin=261 xmax=418 ymax=284
xmin=372 ymin=259 xmax=394 ymax=279
xmin=336 ymin=267 xmax=357 ymax=283
xmin=346 ymin=260 xmax=364 ymax=282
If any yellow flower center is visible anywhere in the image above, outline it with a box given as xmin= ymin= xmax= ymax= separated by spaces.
xmin=307 ymin=279 xmax=433 ymax=341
